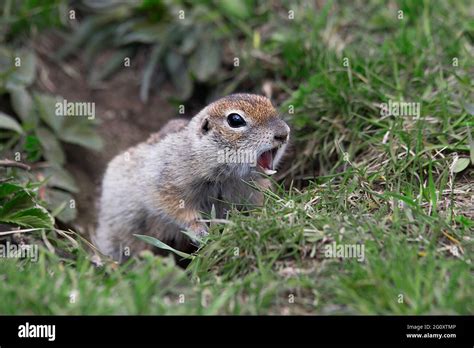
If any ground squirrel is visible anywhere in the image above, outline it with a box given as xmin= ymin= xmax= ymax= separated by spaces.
xmin=95 ymin=94 xmax=290 ymax=261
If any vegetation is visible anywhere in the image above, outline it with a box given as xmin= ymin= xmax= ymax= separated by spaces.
xmin=0 ymin=0 xmax=472 ymax=314
xmin=54 ymin=0 xmax=265 ymax=101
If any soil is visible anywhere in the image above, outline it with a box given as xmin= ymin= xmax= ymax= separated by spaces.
xmin=32 ymin=32 xmax=204 ymax=235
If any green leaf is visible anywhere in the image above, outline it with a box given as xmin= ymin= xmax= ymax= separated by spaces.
xmin=189 ymin=39 xmax=221 ymax=82
xmin=46 ymin=189 xmax=76 ymax=223
xmin=179 ymin=229 xmax=204 ymax=245
xmin=0 ymin=111 xmax=23 ymax=134
xmin=165 ymin=50 xmax=184 ymax=76
xmin=0 ymin=46 xmax=13 ymax=75
xmin=0 ymin=186 xmax=55 ymax=229
xmin=8 ymin=86 xmax=34 ymax=123
xmin=210 ymin=204 xmax=217 ymax=220
xmin=88 ymin=48 xmax=133 ymax=85
xmin=427 ymin=161 xmax=436 ymax=215
xmin=134 ymin=234 xmax=194 ymax=259
xmin=140 ymin=25 xmax=181 ymax=102
xmin=455 ymin=215 xmax=473 ymax=228
xmin=56 ymin=17 xmax=100 ymax=60
xmin=42 ymin=166 xmax=79 ymax=193
xmin=83 ymin=25 xmax=117 ymax=65
xmin=24 ymin=135 xmax=42 ymax=162
xmin=452 ymin=158 xmax=470 ymax=173
xmin=470 ymin=140 xmax=474 ymax=164
xmin=119 ymin=23 xmax=164 ymax=44
xmin=218 ymin=0 xmax=252 ymax=19
xmin=36 ymin=127 xmax=65 ymax=165
xmin=0 ymin=183 xmax=23 ymax=199
xmin=173 ymin=65 xmax=193 ymax=101
xmin=166 ymin=51 xmax=193 ymax=100
xmin=467 ymin=126 xmax=474 ymax=164
xmin=140 ymin=43 xmax=163 ymax=103
xmin=1 ymin=206 xmax=54 ymax=229
xmin=58 ymin=120 xmax=103 ymax=151
xmin=383 ymin=192 xmax=418 ymax=208
xmin=0 ymin=190 xmax=36 ymax=215
xmin=10 ymin=50 xmax=36 ymax=86
xmin=179 ymin=27 xmax=202 ymax=55
xmin=34 ymin=93 xmax=63 ymax=133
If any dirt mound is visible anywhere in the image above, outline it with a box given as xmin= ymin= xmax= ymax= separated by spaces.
xmin=33 ymin=32 xmax=184 ymax=234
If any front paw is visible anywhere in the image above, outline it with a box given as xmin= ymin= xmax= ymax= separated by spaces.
xmin=195 ymin=226 xmax=209 ymax=239
xmin=186 ymin=222 xmax=208 ymax=244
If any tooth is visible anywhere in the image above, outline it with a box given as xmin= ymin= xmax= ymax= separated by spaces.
xmin=264 ymin=169 xmax=277 ymax=175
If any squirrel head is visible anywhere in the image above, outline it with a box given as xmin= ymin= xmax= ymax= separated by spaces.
xmin=190 ymin=93 xmax=290 ymax=178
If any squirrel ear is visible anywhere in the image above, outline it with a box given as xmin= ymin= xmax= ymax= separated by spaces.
xmin=201 ymin=118 xmax=211 ymax=134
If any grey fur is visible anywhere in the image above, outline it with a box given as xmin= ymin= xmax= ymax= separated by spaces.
xmin=94 ymin=94 xmax=289 ymax=261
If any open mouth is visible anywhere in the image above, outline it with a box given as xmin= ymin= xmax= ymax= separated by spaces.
xmin=257 ymin=146 xmax=280 ymax=175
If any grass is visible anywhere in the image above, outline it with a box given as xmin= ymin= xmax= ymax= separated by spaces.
xmin=0 ymin=0 xmax=473 ymax=314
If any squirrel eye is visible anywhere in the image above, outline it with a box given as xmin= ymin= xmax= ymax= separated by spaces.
xmin=227 ymin=113 xmax=247 ymax=128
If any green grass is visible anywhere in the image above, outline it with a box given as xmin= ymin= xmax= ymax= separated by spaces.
xmin=0 ymin=0 xmax=473 ymax=314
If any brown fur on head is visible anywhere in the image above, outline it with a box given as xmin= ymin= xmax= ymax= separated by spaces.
xmin=190 ymin=93 xmax=290 ymax=178
xmin=208 ymin=94 xmax=278 ymax=124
